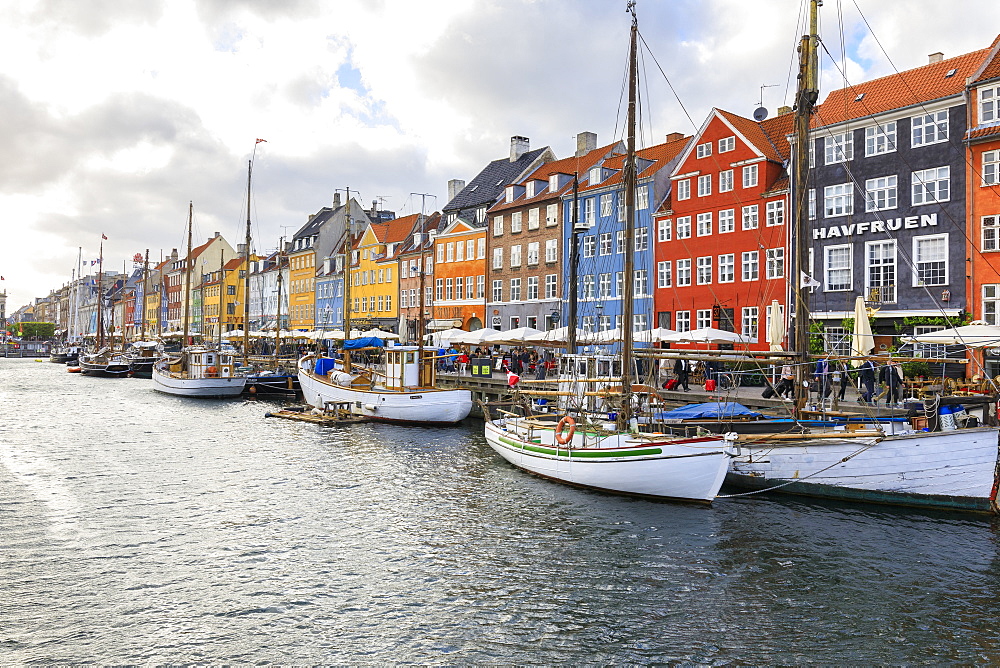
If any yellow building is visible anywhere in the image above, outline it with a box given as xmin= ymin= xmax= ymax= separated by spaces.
xmin=349 ymin=214 xmax=418 ymax=333
xmin=288 ymin=244 xmax=316 ymax=330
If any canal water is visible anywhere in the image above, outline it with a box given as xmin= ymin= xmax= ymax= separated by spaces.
xmin=2 ymin=357 xmax=999 ymax=663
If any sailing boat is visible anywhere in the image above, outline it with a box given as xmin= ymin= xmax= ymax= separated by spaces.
xmin=718 ymin=0 xmax=1000 ymax=513
xmin=481 ymin=3 xmax=732 ymax=503
xmin=152 ymin=202 xmax=247 ymax=398
xmin=80 ymin=237 xmax=131 ymax=377
xmin=297 ymin=208 xmax=473 ymax=423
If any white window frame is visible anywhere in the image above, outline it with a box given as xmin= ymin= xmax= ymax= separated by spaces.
xmin=697 ymin=174 xmax=712 ymax=197
xmin=981 ymin=85 xmax=1000 ymax=124
xmin=696 ymin=142 xmax=712 ymax=158
xmin=865 ymin=175 xmax=897 ymax=212
xmin=718 ymin=253 xmax=734 ymax=283
xmin=718 ymin=209 xmax=735 ymax=233
xmin=824 ymin=131 xmax=854 ymax=164
xmin=984 ymin=150 xmax=1000 ymax=186
xmin=824 ymin=243 xmax=853 ymax=292
xmin=696 ymin=212 xmax=712 ymax=237
xmin=657 ymin=218 xmax=672 ymax=242
xmin=865 ymin=121 xmax=896 ymax=156
xmin=742 ymin=205 xmax=758 ymax=230
xmin=676 ymin=310 xmax=691 ymax=332
xmin=492 ymin=247 xmax=503 ymax=269
xmin=676 ymin=216 xmax=692 ymax=239
xmin=741 ymin=306 xmax=758 ymax=341
xmin=696 ymin=256 xmax=712 ymax=285
xmin=983 ymin=215 xmax=1000 ymax=252
xmin=583 ymin=235 xmax=596 ymax=258
xmin=912 ymin=233 xmax=949 ymax=287
xmin=912 ymin=166 xmax=950 ymax=205
xmin=741 ymin=250 xmax=759 ymax=281
xmin=657 ymin=260 xmax=672 ymax=288
xmin=742 ymin=164 xmax=758 ymax=188
xmin=696 ymin=309 xmax=712 ymax=329
xmin=984 ymin=284 xmax=1000 ymax=325
xmin=719 ymin=136 xmax=735 ymax=153
xmin=635 ymin=226 xmax=648 ymax=252
xmin=509 ymin=278 xmax=521 ymax=302
xmin=636 ymin=186 xmax=649 ymax=210
xmin=677 ymin=259 xmax=692 ymax=286
xmin=766 ymin=248 xmax=784 ymax=279
xmin=677 ymin=179 xmax=690 ymax=200
xmin=510 ymin=244 xmax=521 ymax=268
xmin=511 ymin=211 xmax=523 ymax=233
xmin=527 ymin=276 xmax=539 ymax=300
xmin=546 ymin=203 xmax=559 ymax=227
xmin=545 ymin=274 xmax=557 ymax=299
xmin=526 ymin=241 xmax=539 ymax=266
xmin=911 ymin=110 xmax=949 ymax=147
xmin=545 ymin=239 xmax=558 ymax=263
xmin=719 ymin=170 xmax=733 ymax=193
xmin=765 ymin=200 xmax=784 ymax=227
xmin=824 ymin=183 xmax=854 ymax=217
xmin=600 ymin=193 xmax=613 ymax=217
xmin=598 ymin=232 xmax=612 ymax=255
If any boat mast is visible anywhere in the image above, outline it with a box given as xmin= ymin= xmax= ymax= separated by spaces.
xmin=412 ymin=192 xmax=432 ymax=385
xmin=342 ymin=187 xmax=353 ymax=372
xmin=243 ymin=157 xmax=252 ymax=366
xmin=96 ymin=237 xmax=105 ymax=349
xmin=567 ymin=173 xmax=580 ymax=354
xmin=274 ymin=245 xmax=283 ymax=366
xmin=183 ymin=202 xmax=193 ymax=349
xmin=792 ymin=0 xmax=821 ymax=406
xmin=619 ymin=0 xmax=639 ymax=428
xmin=141 ymin=249 xmax=149 ymax=341
xmin=218 ymin=249 xmax=225 ymax=349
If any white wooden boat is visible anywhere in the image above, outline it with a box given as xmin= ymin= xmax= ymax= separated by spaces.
xmin=484 ymin=415 xmax=730 ymax=502
xmin=152 ymin=346 xmax=246 ymax=398
xmin=298 ymin=347 xmax=472 ymax=424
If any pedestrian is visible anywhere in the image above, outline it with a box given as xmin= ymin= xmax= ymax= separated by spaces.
xmin=457 ymin=350 xmax=469 ymax=375
xmin=777 ymin=364 xmax=795 ymax=399
xmin=879 ymin=360 xmax=905 ymax=407
xmin=858 ymin=359 xmax=876 ymax=403
xmin=814 ymin=358 xmax=832 ymax=401
xmin=673 ymin=358 xmax=691 ymax=391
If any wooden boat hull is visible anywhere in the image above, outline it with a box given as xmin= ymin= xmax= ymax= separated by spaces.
xmin=152 ymin=367 xmax=246 ymax=397
xmin=484 ymin=418 xmax=730 ymax=502
xmin=725 ymin=427 xmax=1000 ymax=513
xmin=298 ymin=361 xmax=472 ymax=424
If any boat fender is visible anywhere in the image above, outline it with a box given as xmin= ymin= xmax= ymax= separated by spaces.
xmin=206 ymin=365 xmax=219 ymax=378
xmin=555 ymin=416 xmax=576 ymax=445
xmin=364 ymin=404 xmax=378 ymax=412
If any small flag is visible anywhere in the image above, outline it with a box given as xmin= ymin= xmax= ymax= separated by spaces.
xmin=102 ymin=234 xmax=108 ymax=240
xmin=256 ymin=138 xmax=267 ymax=144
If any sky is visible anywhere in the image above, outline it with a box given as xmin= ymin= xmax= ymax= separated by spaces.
xmin=3 ymin=0 xmax=1000 ymax=312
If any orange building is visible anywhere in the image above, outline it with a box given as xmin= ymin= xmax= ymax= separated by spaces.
xmin=432 ymin=218 xmax=486 ymax=331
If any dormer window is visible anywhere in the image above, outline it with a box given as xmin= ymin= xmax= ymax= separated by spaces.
xmin=549 ymin=174 xmax=560 ymax=191
xmin=505 ymin=185 xmax=515 ymax=203
xmin=589 ymin=167 xmax=603 ymax=184
xmin=526 ymin=181 xmax=535 ymax=198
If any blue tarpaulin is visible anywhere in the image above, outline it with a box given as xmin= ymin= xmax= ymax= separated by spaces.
xmin=654 ymin=402 xmax=762 ymax=420
xmin=342 ymin=337 xmax=385 ymax=350
xmin=314 ymin=358 xmax=336 ymax=376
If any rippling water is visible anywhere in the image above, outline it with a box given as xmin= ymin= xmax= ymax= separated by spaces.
xmin=2 ymin=357 xmax=1000 ymax=663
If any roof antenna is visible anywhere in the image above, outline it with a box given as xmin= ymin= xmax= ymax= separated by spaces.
xmin=755 ymin=84 xmax=778 ymax=120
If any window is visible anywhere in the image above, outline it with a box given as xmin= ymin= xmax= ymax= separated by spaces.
xmin=597 ymin=273 xmax=611 ymax=299
xmin=528 ymin=208 xmax=539 ymax=230
xmin=766 ymin=248 xmax=784 ymax=279
xmin=633 ymin=314 xmax=648 ymax=332
xmin=984 ymin=215 xmax=1000 ymax=251
xmin=984 ymin=284 xmax=1000 ymax=325
xmin=436 ymin=245 xmax=444 ymax=263
xmin=824 ymin=244 xmax=853 ymax=291
xmin=546 ymin=203 xmax=558 ymax=226
xmin=912 ymin=166 xmax=950 ymax=205
xmin=866 ymin=240 xmax=897 ymax=304
xmin=493 ymin=247 xmax=503 ymax=269
xmin=511 ymin=212 xmax=522 ymax=233
xmin=445 ymin=278 xmax=453 ymax=300
xmin=599 ymin=233 xmax=612 ymax=255
xmin=477 ymin=237 xmax=485 ymax=259
xmin=824 ymin=183 xmax=854 ymax=217
xmin=600 ymin=193 xmax=613 ymax=217
xmin=455 ymin=277 xmax=463 ymax=300
xmin=809 ymin=189 xmax=816 ymax=220
xmin=615 ymin=272 xmax=624 ymax=297
xmin=719 ymin=170 xmax=733 ymax=192
xmin=676 ymin=310 xmax=691 ymax=332
xmin=913 ymin=325 xmax=947 ymax=360
xmin=657 ymin=218 xmax=672 ymax=242
xmin=227 ymin=284 xmax=236 ymax=295
xmin=913 ymin=234 xmax=948 ymax=286
xmin=677 ymin=179 xmax=691 ymax=200
xmin=466 ymin=239 xmax=475 ymax=260
xmin=527 ymin=276 xmax=539 ymax=300
xmin=635 ymin=226 xmax=648 ymax=251
xmin=696 ymin=309 xmax=712 ymax=329
xmin=696 ymin=212 xmax=712 ymax=236
xmin=636 ymin=186 xmax=649 ymax=210
xmin=616 ymin=230 xmax=626 ymax=254
xmin=717 ymin=208 xmax=734 ymax=234
xmin=677 ymin=259 xmax=692 ymax=286
xmin=741 ymin=306 xmax=758 ymax=340
xmin=657 ymin=260 xmax=672 ymax=288
xmin=446 ymin=242 xmax=454 ymax=262
xmin=865 ymin=121 xmax=896 ymax=156
xmin=742 ymin=164 xmax=758 ymax=188
xmin=823 ymin=327 xmax=852 ymax=357
xmin=765 ymin=200 xmax=784 ymax=226
xmin=584 ymin=199 xmax=595 ymax=226
xmin=981 ymin=85 xmax=1000 ymax=123
xmin=581 ymin=275 xmax=594 ymax=300
xmin=912 ymin=110 xmax=948 ymax=147
xmin=634 ymin=270 xmax=648 ymax=297
xmin=696 ymin=256 xmax=712 ymax=284
xmin=510 ymin=245 xmax=522 ymax=267
xmin=589 ymin=166 xmax=603 ymax=184
xmin=676 ymin=216 xmax=692 ymax=239
xmin=545 ymin=274 xmax=557 ymax=299
xmin=718 ymin=254 xmax=734 ymax=283
xmin=509 ymin=278 xmax=521 ymax=301
xmin=865 ymin=175 xmax=897 ymax=212
xmin=583 ymin=236 xmax=596 ymax=257
xmin=477 ymin=275 xmax=484 ymax=298
xmin=984 ymin=150 xmax=1000 ymax=186
xmin=599 ymin=315 xmax=612 ymax=331
xmin=742 ymin=205 xmax=758 ymax=230
xmin=582 ymin=316 xmax=595 ymax=333
xmin=697 ymin=174 xmax=712 ymax=197
xmin=719 ymin=136 xmax=735 ymax=152
xmin=545 ymin=239 xmax=558 ymax=262
xmin=455 ymin=242 xmax=464 ymax=262
xmin=742 ymin=251 xmax=759 ymax=281
xmin=697 ymin=142 xmax=712 ymax=158
xmin=377 ymin=295 xmax=384 ymax=311
xmin=526 ymin=242 xmax=539 ymax=266
xmin=824 ymin=131 xmax=854 ymax=164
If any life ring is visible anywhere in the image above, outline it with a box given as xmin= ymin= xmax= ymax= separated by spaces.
xmin=555 ymin=415 xmax=576 ymax=445
xmin=206 ymin=365 xmax=219 ymax=378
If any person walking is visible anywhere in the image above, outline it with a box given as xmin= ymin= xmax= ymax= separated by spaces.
xmin=858 ymin=359 xmax=877 ymax=403
xmin=879 ymin=360 xmax=905 ymax=407
xmin=673 ymin=358 xmax=691 ymax=391
xmin=777 ymin=364 xmax=795 ymax=399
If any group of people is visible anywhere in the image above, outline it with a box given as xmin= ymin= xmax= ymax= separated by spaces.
xmin=772 ymin=358 xmax=908 ymax=406
xmin=437 ymin=345 xmax=556 ymax=380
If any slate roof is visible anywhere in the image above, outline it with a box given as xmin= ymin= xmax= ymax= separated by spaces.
xmin=443 ymin=146 xmax=551 ymax=214
xmin=814 ymin=48 xmax=990 ymax=128
xmin=292 ymin=206 xmax=338 ymax=242
xmin=577 ymin=134 xmax=690 ymax=195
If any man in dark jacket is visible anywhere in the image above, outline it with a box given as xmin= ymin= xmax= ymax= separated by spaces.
xmin=878 ymin=360 xmax=905 ymax=406
xmin=673 ymin=358 xmax=691 ymax=391
xmin=858 ymin=359 xmax=876 ymax=403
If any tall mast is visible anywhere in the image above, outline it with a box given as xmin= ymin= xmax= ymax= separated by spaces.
xmin=96 ymin=237 xmax=105 ymax=349
xmin=243 ymin=157 xmax=252 ymax=365
xmin=274 ymin=244 xmax=283 ymax=366
xmin=619 ymin=0 xmax=638 ymax=427
xmin=411 ymin=192 xmax=432 ymax=386
xmin=567 ymin=173 xmax=580 ymax=354
xmin=792 ymin=0 xmax=821 ymax=405
xmin=183 ymin=202 xmax=193 ymax=349
xmin=141 ymin=249 xmax=149 ymax=340
xmin=218 ymin=249 xmax=225 ymax=349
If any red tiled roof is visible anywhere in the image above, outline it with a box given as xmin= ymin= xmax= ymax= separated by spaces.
xmin=967 ymin=124 xmax=1000 ymax=141
xmin=371 ymin=212 xmax=420 ymax=244
xmin=814 ymin=48 xmax=990 ymax=128
xmin=716 ymin=109 xmax=793 ymax=162
xmin=224 ymin=258 xmax=243 ymax=270
xmin=972 ymin=34 xmax=1000 ymax=84
xmin=579 ymin=134 xmax=690 ymax=193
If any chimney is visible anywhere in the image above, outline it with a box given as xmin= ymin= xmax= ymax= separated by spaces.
xmin=778 ymin=105 xmax=793 ymax=116
xmin=371 ymin=199 xmax=378 ymax=218
xmin=929 ymin=52 xmax=944 ymax=64
xmin=170 ymin=249 xmax=178 ymax=261
xmin=575 ymin=131 xmax=597 ymax=157
xmin=237 ymin=243 xmax=247 ymax=255
xmin=665 ymin=132 xmax=684 ymax=143
xmin=447 ymin=179 xmax=466 ymax=202
xmin=333 ymin=192 xmax=342 ymax=208
xmin=213 ymin=231 xmax=220 ymax=238
xmin=510 ymin=135 xmax=530 ymax=161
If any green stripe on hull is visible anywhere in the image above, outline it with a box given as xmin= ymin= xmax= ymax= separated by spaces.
xmin=497 ymin=435 xmax=663 ymax=459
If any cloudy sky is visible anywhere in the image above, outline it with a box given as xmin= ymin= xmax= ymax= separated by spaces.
xmin=3 ymin=0 xmax=1000 ymax=311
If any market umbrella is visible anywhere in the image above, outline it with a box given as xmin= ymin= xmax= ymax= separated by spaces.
xmin=524 ymin=327 xmax=596 ymax=346
xmin=766 ymin=300 xmax=784 ymax=352
xmin=482 ymin=326 xmax=544 ymax=345
xmin=361 ymin=328 xmax=400 ymax=340
xmin=904 ymin=322 xmax=1000 ymax=348
xmin=423 ymin=328 xmax=466 ymax=346
xmin=661 ymin=327 xmax=749 ymax=344
xmin=449 ymin=328 xmax=500 ymax=345
xmin=849 ymin=296 xmax=875 ymax=366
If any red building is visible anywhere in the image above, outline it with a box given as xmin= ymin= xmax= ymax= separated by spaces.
xmin=654 ymin=108 xmax=793 ymax=349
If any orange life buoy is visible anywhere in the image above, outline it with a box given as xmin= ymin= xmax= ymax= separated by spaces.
xmin=555 ymin=415 xmax=576 ymax=445
xmin=206 ymin=365 xmax=219 ymax=378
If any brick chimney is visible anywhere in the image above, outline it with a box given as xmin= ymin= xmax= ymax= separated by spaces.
xmin=665 ymin=132 xmax=685 ymax=143
xmin=929 ymin=52 xmax=944 ymax=64
xmin=576 ymin=131 xmax=597 ymax=157
xmin=778 ymin=105 xmax=793 ymax=115
xmin=510 ymin=135 xmax=530 ymax=161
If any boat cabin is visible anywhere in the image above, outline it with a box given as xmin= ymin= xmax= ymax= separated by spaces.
xmin=382 ymin=346 xmax=437 ymax=390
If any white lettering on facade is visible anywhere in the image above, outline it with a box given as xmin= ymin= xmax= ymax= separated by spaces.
xmin=811 ymin=213 xmax=937 ymax=239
